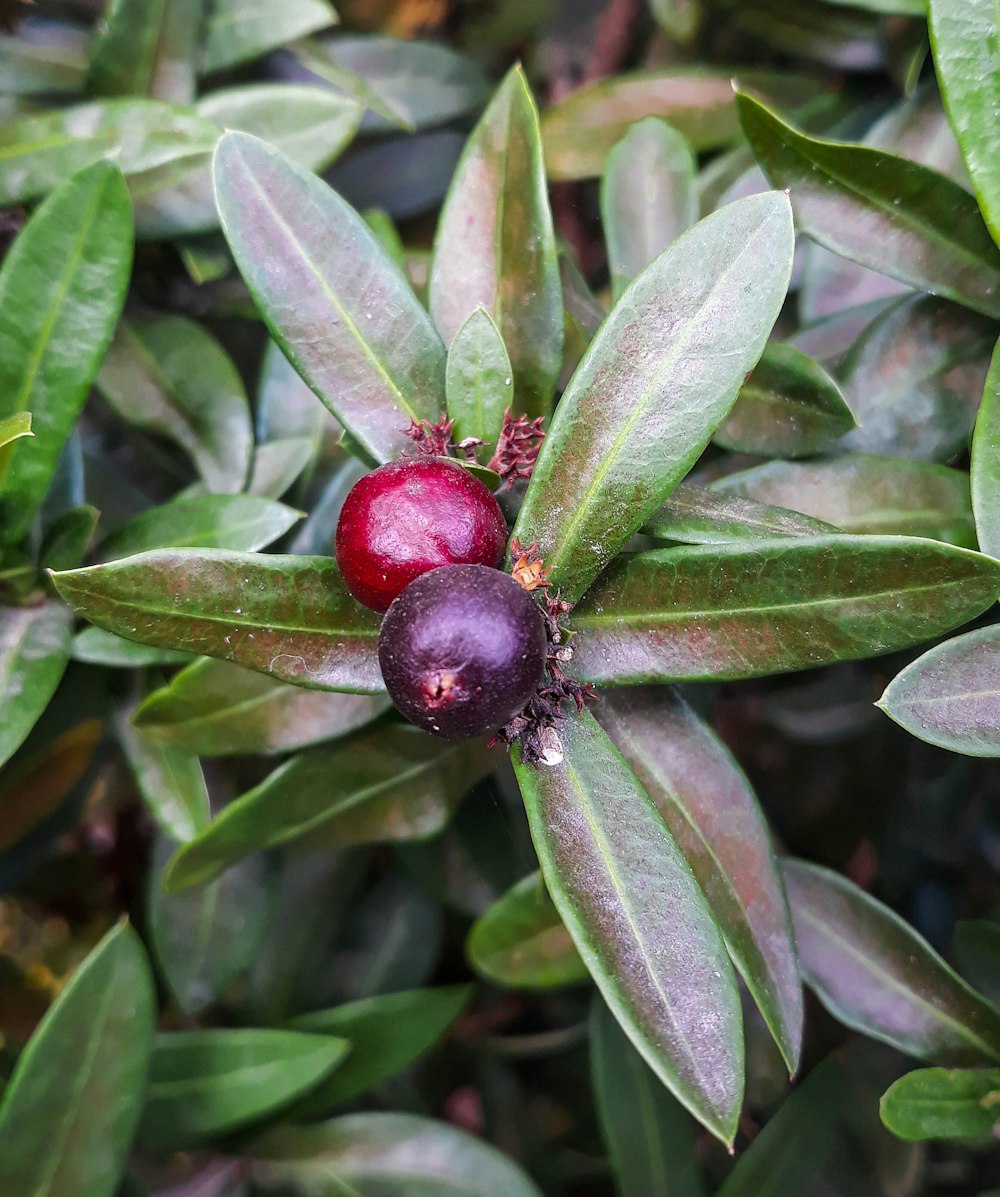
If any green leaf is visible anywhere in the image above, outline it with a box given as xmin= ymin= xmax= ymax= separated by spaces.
xmin=134 ymin=656 xmax=389 ymax=757
xmin=39 ymin=505 xmax=99 ymax=572
xmin=203 ymin=0 xmax=338 ymax=73
xmin=0 ymin=413 xmax=32 ymax=450
xmin=542 ymin=70 xmax=820 ymax=180
xmin=0 ymin=603 xmax=73 ymax=771
xmin=650 ymin=0 xmax=702 ymax=41
xmin=513 ymin=710 xmax=744 ymax=1145
xmin=164 ymin=725 xmax=490 ymax=890
xmin=215 ymin=132 xmax=445 ymax=464
xmin=445 ymin=307 xmax=513 ymax=456
xmin=738 ymin=92 xmax=1000 ymax=320
xmin=929 ymin=0 xmax=1000 ymax=248
xmin=149 ymin=836 xmax=268 ymax=1014
xmin=96 ymin=317 xmax=252 ymax=494
xmin=133 ymin=84 xmax=361 ymax=240
xmin=646 ymin=483 xmax=837 ymax=546
xmin=288 ymin=985 xmax=471 ymax=1113
xmin=0 ymin=99 xmax=218 ymax=206
xmin=954 ymin=921 xmax=1000 ymax=1006
xmin=467 ymin=871 xmax=587 ymax=989
xmin=50 ymin=549 xmax=383 ymax=693
xmin=97 ymin=494 xmax=301 ymax=561
xmin=601 ymin=117 xmax=697 ymax=301
xmin=72 ymin=627 xmax=195 ymax=668
xmin=137 ymin=1028 xmax=349 ymax=1151
xmin=430 ymin=66 xmax=562 ymax=419
xmin=591 ymin=998 xmax=705 ymax=1197
xmin=839 ymin=296 xmax=994 ymax=462
xmin=716 ymin=342 xmax=855 ymax=459
xmin=877 ymin=626 xmax=1000 ymax=757
xmin=568 ymin=536 xmax=1000 ymax=685
xmin=513 ymin=191 xmax=794 ymax=603
xmin=0 ymin=25 xmax=89 ymax=96
xmin=596 ymin=687 xmax=802 ymax=1073
xmin=783 ymin=859 xmax=1000 ymax=1065
xmin=115 ymin=706 xmax=210 ymax=842
xmin=0 ymin=161 xmax=132 ymax=542
xmin=972 ymin=336 xmax=1000 ymax=558
xmin=714 ymin=454 xmax=977 ymax=547
xmin=87 ymin=0 xmax=202 ymax=104
xmin=716 ymin=1056 xmax=849 ymax=1197
xmin=247 ymin=437 xmax=315 ymax=499
xmin=0 ymin=922 xmax=155 ymax=1197
xmin=248 ymin=1113 xmax=544 ymax=1196
xmin=881 ymin=1067 xmax=1000 ymax=1141
xmin=256 ymin=337 xmax=342 ymax=449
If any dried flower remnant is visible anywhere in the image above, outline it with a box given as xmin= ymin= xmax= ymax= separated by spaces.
xmin=403 ymin=414 xmax=483 ymax=462
xmin=487 ymin=409 xmax=546 ymax=489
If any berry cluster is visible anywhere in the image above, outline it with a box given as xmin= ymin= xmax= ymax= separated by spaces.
xmin=334 ymin=414 xmax=591 ymax=756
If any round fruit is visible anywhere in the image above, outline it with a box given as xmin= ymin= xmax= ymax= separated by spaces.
xmin=335 ymin=458 xmax=508 ymax=613
xmin=378 ymin=564 xmax=548 ymax=740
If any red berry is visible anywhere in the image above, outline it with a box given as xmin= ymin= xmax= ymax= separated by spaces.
xmin=335 ymin=458 xmax=508 ymax=613
xmin=378 ymin=564 xmax=548 ymax=740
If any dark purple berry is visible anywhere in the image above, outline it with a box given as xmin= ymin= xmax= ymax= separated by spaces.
xmin=335 ymin=458 xmax=508 ymax=613
xmin=378 ymin=564 xmax=548 ymax=740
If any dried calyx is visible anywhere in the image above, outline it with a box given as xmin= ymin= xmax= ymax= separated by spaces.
xmin=404 ymin=409 xmax=545 ymax=490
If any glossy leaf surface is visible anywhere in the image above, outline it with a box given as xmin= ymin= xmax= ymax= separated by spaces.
xmin=87 ymin=0 xmax=202 ymax=103
xmin=714 ymin=455 xmax=977 ymax=547
xmin=738 ymin=93 xmax=1000 ymax=319
xmin=445 ymin=307 xmax=513 ymax=455
xmin=72 ymin=627 xmax=194 ymax=669
xmin=430 ymin=67 xmax=561 ymax=418
xmin=716 ymin=342 xmax=855 ymax=459
xmin=135 ymin=657 xmax=389 ymax=757
xmin=646 ymin=483 xmax=836 ymax=545
xmin=0 ymin=161 xmax=133 ymax=541
xmin=513 ymin=710 xmax=744 ymax=1145
xmin=203 ymin=0 xmax=337 ymax=73
xmin=0 ymin=603 xmax=73 ymax=770
xmin=0 ymin=412 xmax=32 ymax=450
xmin=971 ymin=336 xmax=1000 ymax=558
xmin=467 ymin=871 xmax=587 ymax=989
xmin=877 ymin=626 xmax=1000 ymax=757
xmin=249 ymin=1113 xmax=544 ymax=1196
xmin=0 ymin=923 xmax=155 ymax=1197
xmin=513 ymin=191 xmax=794 ymax=602
xmin=116 ymin=708 xmax=210 ymax=842
xmin=596 ymin=687 xmax=802 ymax=1072
xmin=97 ymin=317 xmax=252 ymax=494
xmin=288 ymin=985 xmax=471 ymax=1112
xmin=601 ymin=117 xmax=697 ymax=301
xmin=137 ymin=1029 xmax=348 ymax=1150
xmin=51 ymin=550 xmax=383 ymax=693
xmin=215 ymin=132 xmax=445 ymax=464
xmin=164 ymin=726 xmax=490 ymax=889
xmin=784 ymin=859 xmax=1000 ymax=1065
xmin=568 ymin=537 xmax=1000 ymax=684
xmin=880 ymin=1067 xmax=1000 ymax=1141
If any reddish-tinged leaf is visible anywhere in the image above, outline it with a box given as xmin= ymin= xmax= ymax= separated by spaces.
xmin=971 ymin=335 xmax=1000 ymax=558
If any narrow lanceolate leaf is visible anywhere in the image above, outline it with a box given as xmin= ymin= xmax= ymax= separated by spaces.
xmin=646 ymin=483 xmax=837 ymax=546
xmin=445 ymin=307 xmax=513 ymax=456
xmin=513 ymin=711 xmax=744 ymax=1145
xmin=0 ymin=25 xmax=89 ymax=96
xmin=0 ymin=161 xmax=133 ymax=542
xmin=738 ymin=92 xmax=1000 ymax=320
xmin=971 ymin=336 xmax=1000 ymax=558
xmin=714 ymin=455 xmax=977 ymax=548
xmin=880 ymin=1067 xmax=1000 ymax=1141
xmin=135 ymin=657 xmax=389 ymax=757
xmin=783 ymin=859 xmax=1000 ymax=1065
xmin=430 ymin=67 xmax=562 ymax=419
xmin=248 ymin=1114 xmax=544 ymax=1197
xmin=568 ymin=536 xmax=1000 ymax=685
xmin=930 ymin=0 xmax=1000 ymax=248
xmin=0 ymin=603 xmax=73 ymax=770
xmin=138 ymin=1029 xmax=348 ymax=1151
xmin=50 ymin=550 xmax=383 ymax=693
xmin=596 ymin=688 xmax=802 ymax=1074
xmin=215 ymin=132 xmax=445 ymax=464
xmin=513 ymin=191 xmax=794 ymax=603
xmin=288 ymin=985 xmax=472 ymax=1113
xmin=164 ymin=726 xmax=490 ymax=890
xmin=467 ymin=872 xmax=587 ymax=990
xmin=591 ymin=999 xmax=705 ymax=1197
xmin=203 ymin=0 xmax=338 ymax=73
xmin=877 ymin=626 xmax=1000 ymax=757
xmin=96 ymin=317 xmax=253 ymax=495
xmin=0 ymin=412 xmax=32 ymax=450
xmin=715 ymin=343 xmax=855 ymax=459
xmin=72 ymin=627 xmax=194 ymax=669
xmin=116 ymin=708 xmax=210 ymax=843
xmin=601 ymin=118 xmax=698 ymax=301
xmin=0 ymin=923 xmax=155 ymax=1197
xmin=87 ymin=0 xmax=203 ymax=104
